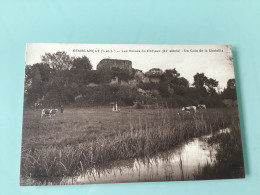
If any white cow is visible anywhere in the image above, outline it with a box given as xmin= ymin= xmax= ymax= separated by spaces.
xmin=182 ymin=106 xmax=197 ymax=114
xmin=198 ymin=104 xmax=206 ymax=109
xmin=41 ymin=108 xmax=58 ymax=118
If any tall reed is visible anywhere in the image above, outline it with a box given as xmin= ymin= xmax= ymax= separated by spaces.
xmin=20 ymin=108 xmax=235 ymax=185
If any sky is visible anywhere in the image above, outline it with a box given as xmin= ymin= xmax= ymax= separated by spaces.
xmin=25 ymin=43 xmax=235 ymax=90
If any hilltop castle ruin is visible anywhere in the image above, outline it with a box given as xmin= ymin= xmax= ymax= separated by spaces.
xmin=97 ymin=59 xmax=132 ymax=74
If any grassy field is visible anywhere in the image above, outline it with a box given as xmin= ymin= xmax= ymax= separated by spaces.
xmin=20 ymin=107 xmax=240 ymax=185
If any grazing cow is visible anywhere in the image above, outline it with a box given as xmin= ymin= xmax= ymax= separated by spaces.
xmin=41 ymin=108 xmax=58 ymax=118
xmin=182 ymin=106 xmax=197 ymax=114
xmin=197 ymin=104 xmax=206 ymax=109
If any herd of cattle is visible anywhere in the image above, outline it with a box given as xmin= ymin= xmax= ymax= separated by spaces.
xmin=181 ymin=104 xmax=206 ymax=114
xmin=39 ymin=104 xmax=206 ymax=119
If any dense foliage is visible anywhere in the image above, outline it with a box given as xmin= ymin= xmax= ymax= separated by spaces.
xmin=24 ymin=51 xmax=237 ymax=108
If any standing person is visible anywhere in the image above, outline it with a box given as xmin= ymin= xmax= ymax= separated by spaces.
xmin=60 ymin=104 xmax=64 ymax=113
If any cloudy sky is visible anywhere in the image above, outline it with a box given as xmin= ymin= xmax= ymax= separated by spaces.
xmin=26 ymin=43 xmax=235 ymax=90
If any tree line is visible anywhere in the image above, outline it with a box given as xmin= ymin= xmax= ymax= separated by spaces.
xmin=24 ymin=51 xmax=237 ymax=108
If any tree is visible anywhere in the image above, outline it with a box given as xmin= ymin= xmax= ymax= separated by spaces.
xmin=205 ymin=78 xmax=218 ymax=95
xmin=205 ymin=78 xmax=218 ymax=89
xmin=193 ymin=73 xmax=219 ymax=96
xmin=222 ymin=79 xmax=237 ymax=100
xmin=159 ymin=69 xmax=189 ymax=97
xmin=174 ymin=77 xmax=189 ymax=96
xmin=227 ymin=79 xmax=236 ymax=89
xmin=193 ymin=73 xmax=207 ymax=89
xmin=177 ymin=77 xmax=189 ymax=87
xmin=25 ymin=63 xmax=51 ymax=104
xmin=72 ymin=56 xmax=92 ymax=70
xmin=69 ymin=56 xmax=93 ymax=87
xmin=24 ymin=65 xmax=32 ymax=95
xmin=40 ymin=52 xmax=73 ymax=105
xmin=41 ymin=51 xmax=73 ymax=70
xmin=164 ymin=69 xmax=180 ymax=80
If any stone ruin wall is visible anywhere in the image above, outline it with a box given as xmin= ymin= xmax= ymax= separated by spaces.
xmin=97 ymin=59 xmax=132 ymax=74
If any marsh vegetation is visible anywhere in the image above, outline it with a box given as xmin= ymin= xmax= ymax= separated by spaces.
xmin=20 ymin=107 xmax=244 ymax=185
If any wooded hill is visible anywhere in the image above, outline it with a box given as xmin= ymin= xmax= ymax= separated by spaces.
xmin=24 ymin=51 xmax=237 ymax=108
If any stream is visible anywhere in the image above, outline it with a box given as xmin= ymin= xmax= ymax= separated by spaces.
xmin=62 ymin=128 xmax=230 ymax=184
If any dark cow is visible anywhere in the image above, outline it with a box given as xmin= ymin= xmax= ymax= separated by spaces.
xmin=197 ymin=104 xmax=206 ymax=109
xmin=41 ymin=108 xmax=58 ymax=118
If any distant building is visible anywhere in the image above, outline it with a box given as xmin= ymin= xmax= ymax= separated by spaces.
xmin=145 ymin=68 xmax=163 ymax=83
xmin=145 ymin=68 xmax=163 ymax=77
xmin=97 ymin=59 xmax=132 ymax=74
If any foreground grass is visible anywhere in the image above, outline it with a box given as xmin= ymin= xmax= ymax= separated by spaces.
xmin=20 ymin=107 xmax=238 ymax=185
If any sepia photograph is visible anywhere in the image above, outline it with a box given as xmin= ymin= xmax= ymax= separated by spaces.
xmin=20 ymin=44 xmax=245 ymax=185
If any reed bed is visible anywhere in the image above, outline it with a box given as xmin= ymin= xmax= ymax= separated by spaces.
xmin=20 ymin=107 xmax=236 ymax=185
xmin=193 ymin=116 xmax=245 ymax=180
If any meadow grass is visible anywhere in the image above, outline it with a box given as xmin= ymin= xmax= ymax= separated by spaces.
xmin=20 ymin=107 xmax=238 ymax=185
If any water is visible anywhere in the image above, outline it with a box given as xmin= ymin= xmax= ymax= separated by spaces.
xmin=63 ymin=129 xmax=231 ymax=184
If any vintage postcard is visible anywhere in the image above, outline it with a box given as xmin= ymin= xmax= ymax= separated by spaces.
xmin=20 ymin=44 xmax=245 ymax=185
